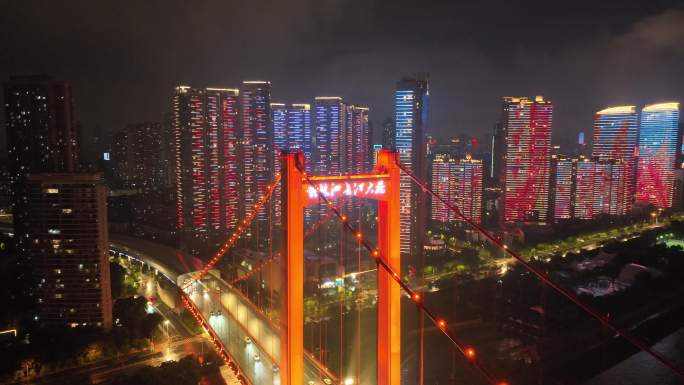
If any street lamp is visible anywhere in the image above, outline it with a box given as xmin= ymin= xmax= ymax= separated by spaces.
xmin=163 ymin=319 xmax=171 ymax=345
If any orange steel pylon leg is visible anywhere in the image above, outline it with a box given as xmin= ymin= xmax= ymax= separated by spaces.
xmin=281 ymin=152 xmax=304 ymax=385
xmin=282 ymin=149 xmax=401 ymax=385
xmin=376 ymin=150 xmax=401 ymax=385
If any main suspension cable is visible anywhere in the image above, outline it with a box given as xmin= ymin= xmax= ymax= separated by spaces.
xmin=227 ymin=195 xmax=352 ymax=287
xmin=396 ymin=161 xmax=684 ymax=379
xmin=182 ymin=173 xmax=282 ymax=289
xmin=299 ymin=165 xmax=506 ymax=385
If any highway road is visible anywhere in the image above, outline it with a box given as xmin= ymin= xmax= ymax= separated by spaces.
xmin=183 ymin=274 xmax=338 ymax=385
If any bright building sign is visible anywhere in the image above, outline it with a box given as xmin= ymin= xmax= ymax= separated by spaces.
xmin=304 ymin=179 xmax=388 ymax=201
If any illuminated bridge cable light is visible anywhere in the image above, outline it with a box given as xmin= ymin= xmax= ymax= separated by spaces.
xmin=180 ymin=294 xmax=247 ymax=383
xmin=299 ymin=165 xmax=504 ymax=385
xmin=182 ymin=173 xmax=282 ymax=290
xmin=227 ymin=195 xmax=352 ymax=287
xmin=395 ymin=160 xmax=684 ymax=380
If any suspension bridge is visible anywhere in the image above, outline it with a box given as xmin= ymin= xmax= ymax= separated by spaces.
xmin=116 ymin=149 xmax=684 ymax=385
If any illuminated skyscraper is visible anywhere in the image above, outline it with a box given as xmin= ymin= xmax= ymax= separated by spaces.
xmin=593 ymin=106 xmax=638 ymax=211
xmin=574 ymin=158 xmax=597 ymax=220
xmin=431 ymin=154 xmax=482 ymax=224
xmin=636 ymin=102 xmax=680 ymax=208
xmin=271 ymin=102 xmax=312 ymax=222
xmin=172 ymin=86 xmax=203 ymax=233
xmin=240 ymin=81 xmax=272 ymax=227
xmin=502 ymin=96 xmax=553 ymax=225
xmin=208 ymin=88 xmax=240 ymax=231
xmin=395 ymin=75 xmax=429 ymax=257
xmin=172 ymin=86 xmax=240 ymax=240
xmin=455 ymin=156 xmax=483 ymax=225
xmin=271 ymin=103 xmax=287 ymax=225
xmin=288 ymin=104 xmax=312 ymax=160
xmin=552 ymin=156 xmax=629 ymax=222
xmin=314 ymin=97 xmax=345 ymax=175
xmin=552 ymin=156 xmax=574 ymax=222
xmin=346 ymin=105 xmax=370 ymax=174
xmin=271 ymin=103 xmax=288 ymax=152
xmin=431 ymin=154 xmax=453 ymax=223
xmin=600 ymin=160 xmax=628 ymax=215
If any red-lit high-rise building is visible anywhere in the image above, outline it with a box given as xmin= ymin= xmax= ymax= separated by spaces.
xmin=431 ymin=154 xmax=454 ymax=223
xmin=592 ymin=106 xmax=638 ymax=212
xmin=636 ymin=102 xmax=680 ymax=208
xmin=502 ymin=96 xmax=553 ymax=225
xmin=574 ymin=158 xmax=597 ymax=220
xmin=455 ymin=156 xmax=483 ymax=225
xmin=431 ymin=154 xmax=483 ymax=225
xmin=240 ymin=81 xmax=272 ymax=230
xmin=551 ymin=155 xmax=574 ymax=222
xmin=345 ymin=105 xmax=371 ymax=174
xmin=172 ymin=86 xmax=240 ymax=242
xmin=552 ymin=156 xmax=629 ymax=222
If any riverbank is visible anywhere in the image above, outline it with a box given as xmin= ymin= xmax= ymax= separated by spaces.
xmin=550 ymin=302 xmax=684 ymax=384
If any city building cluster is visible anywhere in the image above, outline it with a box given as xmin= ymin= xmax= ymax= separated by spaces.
xmin=2 ymin=72 xmax=682 ymax=332
xmin=489 ymin=100 xmax=681 ymax=227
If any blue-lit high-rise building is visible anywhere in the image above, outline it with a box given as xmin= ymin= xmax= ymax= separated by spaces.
xmin=271 ymin=102 xmax=288 ymax=154
xmin=395 ymin=75 xmax=429 ymax=259
xmin=271 ymin=102 xmax=312 ymax=160
xmin=271 ymin=102 xmax=312 ymax=222
xmin=288 ymin=103 xmax=312 ymax=171
xmin=592 ymin=106 xmax=638 ymax=213
xmin=636 ymin=102 xmax=681 ymax=208
xmin=314 ymin=97 xmax=345 ymax=176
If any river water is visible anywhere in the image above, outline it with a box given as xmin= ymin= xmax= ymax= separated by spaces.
xmin=585 ymin=327 xmax=684 ymax=385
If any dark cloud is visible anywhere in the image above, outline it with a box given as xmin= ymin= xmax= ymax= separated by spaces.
xmin=1 ymin=0 xmax=683 ymax=155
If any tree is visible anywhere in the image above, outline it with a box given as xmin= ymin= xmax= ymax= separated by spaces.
xmin=111 ymin=356 xmax=201 ymax=385
xmin=423 ymin=265 xmax=435 ymax=276
xmin=110 ymin=262 xmax=126 ymax=299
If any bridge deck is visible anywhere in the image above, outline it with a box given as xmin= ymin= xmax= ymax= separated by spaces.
xmin=180 ymin=272 xmax=338 ymax=385
xmin=109 ymin=237 xmax=336 ymax=385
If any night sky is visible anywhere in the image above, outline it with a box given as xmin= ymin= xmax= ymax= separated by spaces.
xmin=2 ymin=0 xmax=683 ymax=155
